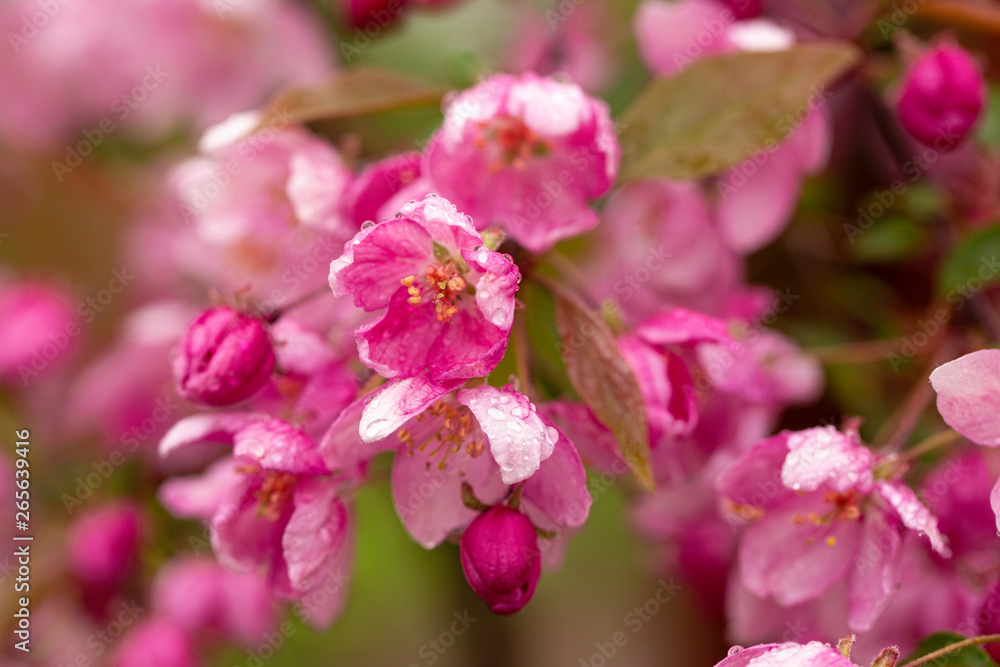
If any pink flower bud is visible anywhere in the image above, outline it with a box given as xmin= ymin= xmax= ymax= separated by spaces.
xmin=460 ymin=505 xmax=541 ymax=615
xmin=68 ymin=502 xmax=142 ymax=589
xmin=172 ymin=307 xmax=275 ymax=406
xmin=896 ymin=43 xmax=984 ymax=151
xmin=0 ymin=281 xmax=76 ymax=384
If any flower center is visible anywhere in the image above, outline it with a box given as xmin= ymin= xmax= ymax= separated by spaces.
xmin=475 ymin=116 xmax=552 ymax=172
xmin=401 ymin=262 xmax=468 ymax=323
xmin=792 ymin=490 xmax=863 ymax=546
xmin=397 ymin=400 xmax=486 ymax=471
xmin=237 ymin=466 xmax=298 ymax=521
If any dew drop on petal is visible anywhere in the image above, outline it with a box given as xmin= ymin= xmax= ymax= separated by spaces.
xmin=487 ymin=406 xmax=506 ymax=421
xmin=544 ymin=426 xmax=559 ymax=445
xmin=506 ymin=420 xmax=523 ymax=433
xmin=491 ymin=308 xmax=508 ymax=326
xmin=728 ymin=646 xmax=744 ymax=657
xmin=364 ymin=418 xmax=390 ymax=440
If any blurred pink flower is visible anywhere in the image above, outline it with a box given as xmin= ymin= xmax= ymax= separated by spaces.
xmin=0 ymin=281 xmax=77 ymax=385
xmin=68 ymin=502 xmax=142 ymax=589
xmin=114 ymin=617 xmax=197 ymax=667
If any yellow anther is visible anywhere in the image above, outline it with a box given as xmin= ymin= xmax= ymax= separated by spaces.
xmin=825 ymin=536 xmax=837 ymax=547
xmin=401 ymin=275 xmax=416 ymax=287
xmin=407 ymin=295 xmax=422 ymax=305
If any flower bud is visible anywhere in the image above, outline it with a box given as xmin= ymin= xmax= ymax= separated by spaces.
xmin=68 ymin=502 xmax=142 ymax=589
xmin=0 ymin=281 xmax=76 ymax=383
xmin=172 ymin=307 xmax=275 ymax=406
xmin=896 ymin=43 xmax=984 ymax=151
xmin=460 ymin=505 xmax=541 ymax=615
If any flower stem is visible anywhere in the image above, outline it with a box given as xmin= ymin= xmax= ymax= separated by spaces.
xmin=903 ymin=428 xmax=961 ymax=461
xmin=896 ymin=634 xmax=1000 ymax=667
xmin=261 ymin=285 xmax=331 ymax=323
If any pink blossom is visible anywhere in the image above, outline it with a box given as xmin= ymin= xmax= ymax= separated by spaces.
xmin=330 ymin=195 xmax=519 ymax=388
xmin=152 ymin=557 xmax=276 ymax=646
xmin=172 ymin=307 xmax=275 ymax=407
xmin=634 ymin=0 xmax=832 ymax=254
xmin=159 ymin=414 xmax=353 ymax=627
xmin=718 ymin=426 xmax=949 ymax=632
xmin=460 ymin=504 xmax=541 ymax=615
xmin=171 ymin=113 xmax=355 ymax=313
xmin=897 ymin=42 xmax=984 ymax=151
xmin=322 ymin=384 xmax=590 ymax=549
xmin=424 ymin=73 xmax=620 ymax=253
xmin=713 ymin=642 xmax=859 ymax=667
xmin=68 ymin=502 xmax=142 ymax=589
xmin=346 ymin=152 xmax=423 ymax=226
xmin=929 ymin=349 xmax=1000 ymax=447
xmin=0 ymin=281 xmax=77 ymax=385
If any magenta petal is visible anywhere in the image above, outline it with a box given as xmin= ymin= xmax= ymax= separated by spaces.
xmin=743 ymin=642 xmax=857 ymax=667
xmin=429 ymin=308 xmax=509 ymax=381
xmin=781 ymin=426 xmax=874 ymax=494
xmin=233 ymin=418 xmax=327 ymax=474
xmin=355 ymin=290 xmax=439 ymax=378
xmin=716 ymin=151 xmax=802 ymax=254
xmin=520 ymin=424 xmax=592 ymax=532
xmin=359 ymin=375 xmax=466 ymax=443
xmin=158 ymin=457 xmax=245 ymax=519
xmin=458 ymin=385 xmax=558 ymax=484
xmin=159 ymin=412 xmax=262 ymax=459
xmin=992 ymin=475 xmax=1000 ymax=535
xmin=391 ymin=440 xmax=505 ymax=549
xmin=466 ymin=248 xmax=520 ymax=332
xmin=211 ymin=478 xmax=287 ymax=574
xmin=282 ymin=478 xmax=347 ymax=592
xmin=320 ymin=395 xmax=396 ymax=473
xmin=295 ymin=519 xmax=355 ymax=629
xmin=329 ymin=218 xmax=432 ymax=311
xmin=847 ymin=508 xmax=902 ymax=632
xmin=634 ymin=0 xmax=733 ymax=77
xmin=715 ymin=433 xmax=792 ymax=509
xmin=635 ymin=308 xmax=733 ymax=347
xmin=875 ymin=480 xmax=950 ymax=557
xmin=738 ymin=494 xmax=861 ymax=606
xmin=929 ymin=349 xmax=1000 ymax=446
xmin=711 ymin=644 xmax=780 ymax=667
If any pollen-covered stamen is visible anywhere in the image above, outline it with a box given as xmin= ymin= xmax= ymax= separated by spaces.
xmin=475 ymin=115 xmax=552 ymax=172
xmin=791 ymin=490 xmax=863 ymax=547
xmin=253 ymin=470 xmax=298 ymax=521
xmin=397 ymin=400 xmax=486 ymax=471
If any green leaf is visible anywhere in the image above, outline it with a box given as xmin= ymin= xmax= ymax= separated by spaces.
xmin=255 ymin=67 xmax=446 ymax=130
xmin=851 ymin=215 xmax=928 ymax=262
xmin=619 ymin=43 xmax=861 ymax=180
xmin=936 ymin=224 xmax=1000 ymax=296
xmin=902 ymin=633 xmax=999 ymax=667
xmin=554 ymin=292 xmax=653 ymax=491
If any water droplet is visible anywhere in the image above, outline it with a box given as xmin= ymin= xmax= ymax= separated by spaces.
xmin=487 ymin=406 xmax=506 ymax=421
xmin=728 ymin=646 xmax=744 ymax=657
xmin=477 ymin=251 xmax=489 ymax=264
xmin=506 ymin=420 xmax=523 ymax=433
xmin=364 ymin=418 xmax=390 ymax=440
xmin=319 ymin=527 xmax=332 ymax=542
xmin=479 ymin=289 xmax=491 ymax=300
xmin=499 ymin=394 xmax=511 ymax=405
xmin=545 ymin=426 xmax=559 ymax=445
xmin=491 ymin=308 xmax=508 ymax=326
xmin=361 ymin=220 xmax=375 ymax=229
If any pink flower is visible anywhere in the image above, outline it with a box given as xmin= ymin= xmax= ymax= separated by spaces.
xmin=171 ymin=113 xmax=355 ymax=313
xmin=152 ymin=557 xmax=276 ymax=646
xmin=713 ymin=642 xmax=859 ymax=667
xmin=68 ymin=502 xmax=142 ymax=589
xmin=321 ymin=383 xmax=590 ymax=549
xmin=0 ymin=281 xmax=77 ymax=385
xmin=424 ymin=73 xmax=620 ymax=253
xmin=634 ymin=0 xmax=832 ymax=254
xmin=930 ymin=349 xmax=1000 ymax=533
xmin=345 ymin=151 xmax=422 ymax=226
xmin=159 ymin=414 xmax=354 ymax=628
xmin=897 ymin=42 xmax=984 ymax=151
xmin=460 ymin=504 xmax=541 ymax=614
xmin=718 ymin=426 xmax=949 ymax=632
xmin=172 ymin=307 xmax=275 ymax=407
xmin=114 ymin=618 xmax=197 ymax=667
xmin=329 ymin=194 xmax=520 ymax=386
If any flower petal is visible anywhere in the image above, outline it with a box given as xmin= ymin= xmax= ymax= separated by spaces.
xmin=158 ymin=457 xmax=245 ymax=519
xmin=359 ymin=375 xmax=465 ymax=443
xmin=521 ymin=422 xmax=592 ymax=532
xmin=929 ymin=349 xmax=1000 ymax=446
xmin=847 ymin=507 xmax=902 ymax=632
xmin=282 ymin=478 xmax=347 ymax=593
xmin=159 ymin=412 xmax=263 ymax=459
xmin=875 ymin=480 xmax=950 ymax=557
xmin=458 ymin=385 xmax=558 ymax=484
xmin=781 ymin=426 xmax=873 ymax=494
xmin=232 ymin=418 xmax=327 ymax=474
